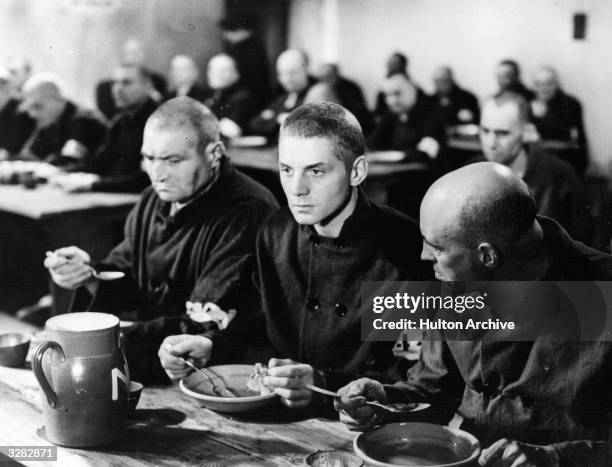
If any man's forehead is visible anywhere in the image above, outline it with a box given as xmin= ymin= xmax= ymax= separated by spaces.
xmin=279 ymin=135 xmax=336 ymax=164
xmin=481 ymin=101 xmax=521 ymax=126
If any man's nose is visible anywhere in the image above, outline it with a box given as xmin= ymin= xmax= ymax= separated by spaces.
xmin=421 ymin=242 xmax=435 ymax=261
xmin=148 ymin=160 xmax=167 ymax=181
xmin=290 ymin=174 xmax=309 ymax=197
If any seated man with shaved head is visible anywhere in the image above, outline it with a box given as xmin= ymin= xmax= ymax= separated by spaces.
xmin=367 ymin=72 xmax=444 ymax=163
xmin=14 ymin=73 xmax=107 ymax=168
xmin=335 ymin=162 xmax=612 ymax=466
xmin=44 ymin=97 xmax=278 ymax=383
xmin=429 ymin=66 xmax=480 ymax=128
xmin=202 ymin=53 xmax=258 ymax=139
xmin=478 ymin=92 xmax=592 ymax=243
xmin=249 ymin=49 xmax=314 ymax=141
xmin=531 ymin=65 xmax=588 ymax=175
xmin=159 ymin=102 xmax=427 ymax=412
xmin=167 ymin=54 xmax=206 ymax=102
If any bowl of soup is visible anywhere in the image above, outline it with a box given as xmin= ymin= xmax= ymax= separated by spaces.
xmin=353 ymin=422 xmax=480 ymax=467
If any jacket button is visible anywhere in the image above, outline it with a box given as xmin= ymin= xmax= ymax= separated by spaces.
xmin=306 ymin=298 xmax=320 ymax=312
xmin=335 ymin=303 xmax=348 ymax=317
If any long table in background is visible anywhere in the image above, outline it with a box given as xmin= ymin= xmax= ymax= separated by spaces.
xmin=0 ymin=313 xmax=357 ymax=466
xmin=227 ymin=146 xmax=428 ymax=205
xmin=0 ymin=185 xmax=139 ymax=312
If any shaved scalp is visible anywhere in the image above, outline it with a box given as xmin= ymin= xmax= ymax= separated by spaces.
xmin=427 ymin=162 xmax=537 ymax=249
xmin=484 ymin=91 xmax=530 ymax=124
xmin=147 ymin=96 xmax=220 ymax=153
xmin=280 ymin=101 xmax=365 ymax=170
xmin=22 ymin=73 xmax=67 ymax=100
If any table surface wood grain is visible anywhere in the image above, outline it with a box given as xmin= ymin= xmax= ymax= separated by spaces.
xmin=0 ymin=313 xmax=358 ymax=467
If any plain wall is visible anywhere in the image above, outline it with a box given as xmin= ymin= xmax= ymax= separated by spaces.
xmin=288 ymin=0 xmax=612 ymax=172
xmin=0 ymin=0 xmax=224 ymax=109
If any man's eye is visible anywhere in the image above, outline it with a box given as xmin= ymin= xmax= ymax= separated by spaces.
xmin=310 ymin=169 xmax=324 ymax=176
xmin=168 ymin=158 xmax=181 ymax=164
xmin=280 ymin=166 xmax=292 ymax=175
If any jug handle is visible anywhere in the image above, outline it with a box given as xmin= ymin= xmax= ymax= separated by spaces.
xmin=32 ymin=341 xmax=65 ymax=409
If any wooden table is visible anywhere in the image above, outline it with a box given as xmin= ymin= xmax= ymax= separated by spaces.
xmin=0 ymin=185 xmax=139 ymax=312
xmin=0 ymin=313 xmax=358 ymax=466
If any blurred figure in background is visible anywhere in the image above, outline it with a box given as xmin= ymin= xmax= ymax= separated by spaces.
xmin=96 ymin=39 xmax=166 ymax=120
xmin=220 ymin=16 xmax=270 ymax=108
xmin=250 ymin=49 xmax=313 ymax=141
xmin=495 ymin=59 xmax=534 ymax=101
xmin=5 ymin=56 xmax=32 ymax=96
xmin=429 ymin=66 xmax=480 ymax=128
xmin=0 ymin=67 xmax=33 ymax=158
xmin=531 ymin=65 xmax=588 ymax=175
xmin=316 ymin=63 xmax=371 ymax=133
xmin=167 ymin=54 xmax=206 ymax=102
xmin=15 ymin=73 xmax=107 ymax=169
xmin=478 ymin=92 xmax=592 ymax=243
xmin=368 ymin=73 xmax=443 ymax=162
xmin=62 ymin=64 xmax=157 ymax=193
xmin=202 ymin=54 xmax=257 ymax=139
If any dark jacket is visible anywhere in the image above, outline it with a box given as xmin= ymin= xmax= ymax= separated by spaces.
xmin=88 ymin=98 xmax=158 ymax=193
xmin=531 ymin=90 xmax=588 ymax=174
xmin=0 ymin=98 xmax=34 ymax=153
xmin=367 ymin=96 xmax=445 ymax=163
xmin=428 ymin=84 xmax=480 ymax=127
xmin=202 ymin=84 xmax=259 ymax=131
xmin=249 ymin=82 xmax=314 ymax=140
xmin=12 ymin=101 xmax=107 ymax=169
xmin=386 ymin=217 xmax=612 ymax=466
xmin=211 ymin=190 xmax=429 ymax=397
xmin=75 ymin=158 xmax=278 ymax=383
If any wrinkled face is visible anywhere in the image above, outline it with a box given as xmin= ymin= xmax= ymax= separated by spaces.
xmin=383 ymin=75 xmax=417 ymax=115
xmin=279 ymin=135 xmax=352 ymax=225
xmin=207 ymin=56 xmax=238 ymax=90
xmin=420 ymin=193 xmax=482 ymax=281
xmin=20 ymin=90 xmax=62 ymax=128
xmin=277 ymin=56 xmax=309 ymax=93
xmin=533 ymin=70 xmax=558 ymax=102
xmin=112 ymin=66 xmax=150 ymax=109
xmin=141 ymin=124 xmax=218 ymax=203
xmin=496 ymin=64 xmax=517 ymax=90
xmin=480 ymin=101 xmax=524 ymax=165
xmin=170 ymin=58 xmax=198 ymax=89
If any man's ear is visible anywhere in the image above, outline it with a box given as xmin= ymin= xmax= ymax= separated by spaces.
xmin=350 ymin=155 xmax=368 ymax=187
xmin=477 ymin=242 xmax=501 ymax=269
xmin=206 ymin=141 xmax=225 ymax=168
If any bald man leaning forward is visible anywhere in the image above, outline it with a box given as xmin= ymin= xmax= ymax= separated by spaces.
xmin=335 ymin=162 xmax=612 ymax=466
xmin=16 ymin=73 xmax=107 ymax=168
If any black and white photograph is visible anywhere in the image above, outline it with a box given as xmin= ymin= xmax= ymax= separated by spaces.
xmin=1 ymin=0 xmax=612 ymax=465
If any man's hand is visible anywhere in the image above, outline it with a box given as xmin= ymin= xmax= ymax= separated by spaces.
xmin=263 ymin=358 xmax=314 ymax=408
xmin=44 ymin=246 xmax=94 ymax=290
xmin=334 ymin=378 xmax=386 ymax=431
xmin=479 ymin=439 xmax=559 ymax=467
xmin=417 ymin=136 xmax=440 ymax=159
xmin=158 ymin=335 xmax=213 ymax=381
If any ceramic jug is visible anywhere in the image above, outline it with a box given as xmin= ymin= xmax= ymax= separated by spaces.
xmin=32 ymin=312 xmax=129 ymax=447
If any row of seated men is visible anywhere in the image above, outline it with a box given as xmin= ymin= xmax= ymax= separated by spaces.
xmin=0 ymin=48 xmax=594 ymax=246
xmin=44 ymin=97 xmax=612 ymax=465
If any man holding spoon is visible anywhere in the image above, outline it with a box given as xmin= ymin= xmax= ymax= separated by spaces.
xmin=44 ymin=97 xmax=277 ymax=384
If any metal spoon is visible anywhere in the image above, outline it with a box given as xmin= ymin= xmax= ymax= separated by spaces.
xmin=183 ymin=360 xmax=237 ymax=398
xmin=87 ymin=267 xmax=125 ymax=281
xmin=45 ymin=251 xmax=124 ymax=281
xmin=306 ymin=384 xmax=430 ymax=414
